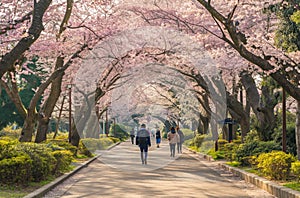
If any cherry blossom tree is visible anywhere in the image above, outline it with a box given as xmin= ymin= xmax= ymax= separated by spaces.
xmin=0 ymin=0 xmax=122 ymax=142
xmin=125 ymin=0 xmax=300 ymax=155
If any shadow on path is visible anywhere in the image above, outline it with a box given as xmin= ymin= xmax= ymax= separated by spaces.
xmin=44 ymin=140 xmax=275 ymax=198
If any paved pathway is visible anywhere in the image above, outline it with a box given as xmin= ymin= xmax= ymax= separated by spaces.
xmin=44 ymin=138 xmax=275 ymax=198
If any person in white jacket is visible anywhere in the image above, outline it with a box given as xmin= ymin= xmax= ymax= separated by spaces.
xmin=167 ymin=126 xmax=180 ymax=157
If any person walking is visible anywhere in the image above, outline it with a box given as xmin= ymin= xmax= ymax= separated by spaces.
xmin=130 ymin=128 xmax=135 ymax=144
xmin=155 ymin=129 xmax=161 ymax=148
xmin=167 ymin=126 xmax=179 ymax=157
xmin=136 ymin=124 xmax=151 ymax=164
xmin=176 ymin=126 xmax=184 ymax=153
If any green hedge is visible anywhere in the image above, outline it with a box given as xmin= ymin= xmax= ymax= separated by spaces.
xmin=109 ymin=124 xmax=129 ymax=140
xmin=80 ymin=138 xmax=115 ymax=157
xmin=46 ymin=140 xmax=77 ymax=156
xmin=0 ymin=139 xmax=19 ymax=160
xmin=52 ymin=150 xmax=73 ymax=175
xmin=0 ymin=141 xmax=74 ymax=185
xmin=16 ymin=143 xmax=56 ymax=182
xmin=291 ymin=161 xmax=300 ymax=181
xmin=0 ymin=154 xmax=32 ymax=185
xmin=236 ymin=140 xmax=281 ymax=165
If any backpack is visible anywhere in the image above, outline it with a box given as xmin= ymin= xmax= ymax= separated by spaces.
xmin=138 ymin=136 xmax=148 ymax=145
xmin=137 ymin=129 xmax=149 ymax=146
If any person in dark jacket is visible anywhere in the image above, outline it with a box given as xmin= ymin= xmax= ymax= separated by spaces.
xmin=136 ymin=124 xmax=151 ymax=164
xmin=155 ymin=129 xmax=161 ymax=148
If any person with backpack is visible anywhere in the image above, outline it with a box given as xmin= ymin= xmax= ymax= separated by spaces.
xmin=167 ymin=126 xmax=180 ymax=157
xmin=136 ymin=124 xmax=151 ymax=164
xmin=176 ymin=126 xmax=184 ymax=153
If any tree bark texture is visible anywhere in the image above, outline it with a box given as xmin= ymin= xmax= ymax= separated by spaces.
xmin=19 ymin=111 xmax=37 ymax=142
xmin=0 ymin=0 xmax=52 ymax=78
xmin=194 ymin=0 xmax=300 ymax=101
xmin=296 ymin=100 xmax=300 ymax=160
xmin=240 ymin=72 xmax=277 ymax=141
xmin=35 ymin=57 xmax=64 ymax=143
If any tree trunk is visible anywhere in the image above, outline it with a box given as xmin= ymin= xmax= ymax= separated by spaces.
xmin=197 ymin=117 xmax=204 ymax=134
xmin=35 ymin=57 xmax=64 ymax=143
xmin=70 ymin=95 xmax=94 ymax=146
xmin=53 ymin=95 xmax=66 ymax=139
xmin=226 ymin=91 xmax=250 ymax=138
xmin=70 ymin=121 xmax=81 ymax=148
xmin=19 ymin=112 xmax=37 ymax=142
xmin=85 ymin=113 xmax=99 ymax=138
xmin=240 ymin=117 xmax=250 ymax=141
xmin=35 ymin=115 xmax=49 ymax=143
xmin=240 ymin=72 xmax=277 ymax=141
xmin=296 ymin=100 xmax=300 ymax=160
xmin=199 ymin=114 xmax=209 ymax=134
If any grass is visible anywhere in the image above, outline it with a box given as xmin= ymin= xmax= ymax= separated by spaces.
xmin=0 ymin=176 xmax=56 ymax=198
xmin=75 ymin=153 xmax=92 ymax=159
xmin=226 ymin=161 xmax=241 ymax=167
xmin=283 ymin=182 xmax=300 ymax=191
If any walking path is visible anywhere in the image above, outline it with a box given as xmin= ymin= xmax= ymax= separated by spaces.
xmin=44 ymin=138 xmax=275 ymax=198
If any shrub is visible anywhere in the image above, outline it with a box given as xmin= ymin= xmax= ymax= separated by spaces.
xmin=291 ymin=161 xmax=300 ymax=181
xmin=0 ymin=124 xmax=21 ymax=139
xmin=51 ymin=150 xmax=73 ymax=175
xmin=16 ymin=143 xmax=56 ymax=182
xmin=80 ymin=138 xmax=115 ymax=156
xmin=0 ymin=154 xmax=32 ymax=185
xmin=108 ymin=137 xmax=120 ymax=143
xmin=101 ymin=137 xmax=115 ymax=148
xmin=273 ymin=111 xmax=296 ymax=155
xmin=217 ymin=139 xmax=228 ymax=151
xmin=0 ymin=139 xmax=19 ymax=160
xmin=199 ymin=141 xmax=215 ymax=153
xmin=46 ymin=132 xmax=69 ymax=141
xmin=81 ymin=138 xmax=99 ymax=153
xmin=184 ymin=139 xmax=193 ymax=147
xmin=79 ymin=141 xmax=93 ymax=157
xmin=109 ymin=124 xmax=129 ymax=140
xmin=46 ymin=140 xmax=77 ymax=156
xmin=256 ymin=151 xmax=296 ymax=180
xmin=193 ymin=134 xmax=206 ymax=148
xmin=232 ymin=139 xmax=242 ymax=144
xmin=207 ymin=149 xmax=225 ymax=160
xmin=236 ymin=140 xmax=281 ymax=166
xmin=226 ymin=161 xmax=241 ymax=167
xmin=244 ymin=130 xmax=260 ymax=143
xmin=224 ymin=143 xmax=239 ymax=161
xmin=181 ymin=128 xmax=195 ymax=141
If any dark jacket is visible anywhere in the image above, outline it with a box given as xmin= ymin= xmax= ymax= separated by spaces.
xmin=155 ymin=130 xmax=161 ymax=139
xmin=136 ymin=128 xmax=151 ymax=147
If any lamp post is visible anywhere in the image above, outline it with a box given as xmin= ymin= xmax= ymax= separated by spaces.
xmin=282 ymin=88 xmax=287 ymax=152
xmin=102 ymin=115 xmax=105 ymax=135
xmin=113 ymin=117 xmax=116 ymax=137
xmin=53 ymin=94 xmax=66 ymax=139
xmin=67 ymin=84 xmax=72 ymax=143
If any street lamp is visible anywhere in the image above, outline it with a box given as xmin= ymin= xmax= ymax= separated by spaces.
xmin=67 ymin=84 xmax=72 ymax=143
xmin=282 ymin=88 xmax=287 ymax=152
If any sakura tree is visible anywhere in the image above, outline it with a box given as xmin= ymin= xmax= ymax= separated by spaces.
xmin=0 ymin=0 xmax=122 ymax=142
xmin=124 ymin=0 xmax=300 ymax=153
